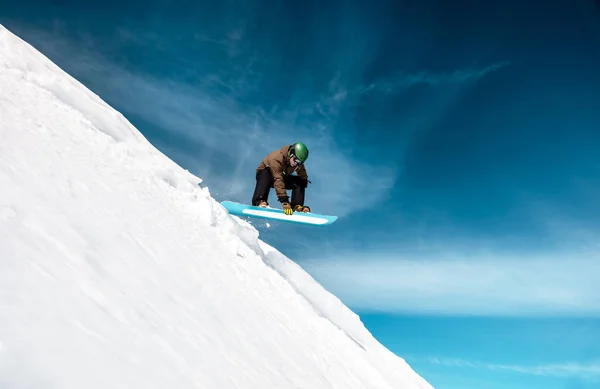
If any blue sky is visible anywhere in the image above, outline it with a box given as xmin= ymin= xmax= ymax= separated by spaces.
xmin=2 ymin=1 xmax=600 ymax=388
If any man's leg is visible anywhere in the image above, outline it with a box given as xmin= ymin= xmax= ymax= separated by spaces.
xmin=284 ymin=176 xmax=306 ymax=209
xmin=251 ymin=169 xmax=274 ymax=206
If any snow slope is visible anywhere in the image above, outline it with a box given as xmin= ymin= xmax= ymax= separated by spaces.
xmin=0 ymin=24 xmax=433 ymax=389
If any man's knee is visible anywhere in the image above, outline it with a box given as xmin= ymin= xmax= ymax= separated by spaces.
xmin=285 ymin=175 xmax=308 ymax=189
xmin=298 ymin=177 xmax=308 ymax=188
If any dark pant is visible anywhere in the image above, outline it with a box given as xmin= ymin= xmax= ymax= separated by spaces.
xmin=252 ymin=169 xmax=306 ymax=207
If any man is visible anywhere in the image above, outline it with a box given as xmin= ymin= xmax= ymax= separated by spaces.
xmin=252 ymin=142 xmax=311 ymax=215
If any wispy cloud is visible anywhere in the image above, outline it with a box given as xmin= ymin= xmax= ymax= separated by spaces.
xmin=10 ymin=24 xmax=399 ymax=217
xmin=426 ymin=357 xmax=600 ymax=380
xmin=361 ymin=61 xmax=511 ymax=94
xmin=8 ymin=21 xmax=509 ymax=218
xmin=301 ymin=251 xmax=600 ymax=316
xmin=525 ymin=188 xmax=600 ymax=253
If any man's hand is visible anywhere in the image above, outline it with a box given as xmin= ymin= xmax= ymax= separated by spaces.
xmin=293 ymin=205 xmax=311 ymax=213
xmin=282 ymin=202 xmax=293 ymax=215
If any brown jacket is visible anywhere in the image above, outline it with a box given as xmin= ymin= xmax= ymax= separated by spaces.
xmin=256 ymin=145 xmax=308 ymax=201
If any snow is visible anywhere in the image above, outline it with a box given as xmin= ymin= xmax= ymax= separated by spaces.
xmin=0 ymin=24 xmax=433 ymax=389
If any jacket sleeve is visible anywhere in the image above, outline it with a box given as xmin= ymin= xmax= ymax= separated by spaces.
xmin=297 ymin=164 xmax=308 ymax=182
xmin=269 ymin=160 xmax=289 ymax=203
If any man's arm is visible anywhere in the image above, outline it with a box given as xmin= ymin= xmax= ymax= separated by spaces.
xmin=297 ymin=164 xmax=309 ymax=186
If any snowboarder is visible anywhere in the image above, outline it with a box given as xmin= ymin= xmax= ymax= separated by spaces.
xmin=251 ymin=143 xmax=311 ymax=215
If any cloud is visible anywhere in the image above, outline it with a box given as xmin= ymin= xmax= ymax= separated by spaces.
xmin=12 ymin=24 xmax=398 ymax=217
xmin=10 ymin=21 xmax=509 ymax=219
xmin=360 ymin=61 xmax=510 ymax=94
xmin=525 ymin=189 xmax=600 ymax=253
xmin=300 ymin=251 xmax=600 ymax=316
xmin=94 ymin=70 xmax=399 ymax=216
xmin=427 ymin=357 xmax=600 ymax=380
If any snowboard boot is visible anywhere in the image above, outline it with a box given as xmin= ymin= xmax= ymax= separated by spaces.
xmin=258 ymin=200 xmax=269 ymax=208
xmin=293 ymin=205 xmax=311 ymax=213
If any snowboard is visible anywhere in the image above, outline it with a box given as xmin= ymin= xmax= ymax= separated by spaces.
xmin=221 ymin=201 xmax=337 ymax=226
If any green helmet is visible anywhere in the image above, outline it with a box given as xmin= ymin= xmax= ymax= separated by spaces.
xmin=290 ymin=142 xmax=309 ymax=163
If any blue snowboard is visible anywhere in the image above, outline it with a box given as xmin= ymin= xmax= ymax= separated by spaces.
xmin=221 ymin=201 xmax=337 ymax=226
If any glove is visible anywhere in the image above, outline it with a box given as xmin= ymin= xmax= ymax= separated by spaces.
xmin=282 ymin=202 xmax=293 ymax=215
xmin=293 ymin=205 xmax=311 ymax=213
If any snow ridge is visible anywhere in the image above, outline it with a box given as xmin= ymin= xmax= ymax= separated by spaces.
xmin=0 ymin=24 xmax=433 ymax=389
